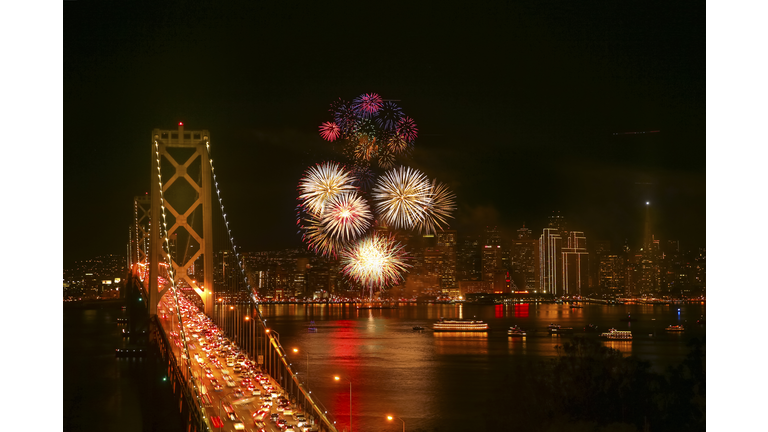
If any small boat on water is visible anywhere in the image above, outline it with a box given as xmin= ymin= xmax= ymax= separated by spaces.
xmin=599 ymin=328 xmax=633 ymax=340
xmin=570 ymin=302 xmax=583 ymax=308
xmin=550 ymin=327 xmax=574 ymax=335
xmin=432 ymin=318 xmax=488 ymax=332
xmin=697 ymin=316 xmax=705 ymax=325
xmin=547 ymin=323 xmax=561 ymax=330
xmin=584 ymin=324 xmax=599 ymax=333
xmin=413 ymin=326 xmax=425 ymax=331
xmin=508 ymin=325 xmax=526 ymax=336
xmin=308 ymin=321 xmax=318 ymax=333
xmin=666 ymin=325 xmax=685 ymax=332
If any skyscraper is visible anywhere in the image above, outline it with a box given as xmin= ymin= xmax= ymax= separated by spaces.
xmin=562 ymin=231 xmax=589 ymax=296
xmin=482 ymin=227 xmax=503 ymax=291
xmin=511 ymin=225 xmax=538 ymax=291
xmin=539 ymin=228 xmax=562 ymax=295
xmin=437 ymin=230 xmax=459 ymax=298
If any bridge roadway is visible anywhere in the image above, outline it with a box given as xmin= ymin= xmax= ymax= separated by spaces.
xmin=157 ymin=296 xmax=317 ymax=432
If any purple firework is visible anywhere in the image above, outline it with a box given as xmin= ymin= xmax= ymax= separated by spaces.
xmin=396 ymin=116 xmax=418 ymax=142
xmin=375 ymin=101 xmax=404 ymax=131
xmin=319 ymin=122 xmax=341 ymax=141
xmin=352 ymin=93 xmax=383 ymax=118
xmin=331 ymin=98 xmax=357 ymax=136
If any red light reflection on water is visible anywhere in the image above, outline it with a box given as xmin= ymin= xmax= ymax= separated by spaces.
xmin=495 ymin=304 xmax=504 ymax=318
xmin=514 ymin=303 xmax=529 ymax=318
xmin=327 ymin=319 xmax=357 ymax=432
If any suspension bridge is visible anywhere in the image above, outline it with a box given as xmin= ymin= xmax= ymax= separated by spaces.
xmin=127 ymin=124 xmax=339 ymax=432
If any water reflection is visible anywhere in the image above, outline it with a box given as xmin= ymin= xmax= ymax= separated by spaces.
xmin=433 ymin=332 xmax=489 ymax=355
xmin=507 ymin=336 xmax=528 ymax=355
xmin=256 ymin=302 xmax=704 ymax=431
xmin=602 ymin=340 xmax=633 ymax=355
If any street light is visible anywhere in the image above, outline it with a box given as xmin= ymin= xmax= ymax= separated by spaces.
xmin=387 ymin=415 xmax=405 ymax=432
xmin=334 ymin=375 xmax=352 ymax=432
xmin=244 ymin=316 xmax=250 ymax=358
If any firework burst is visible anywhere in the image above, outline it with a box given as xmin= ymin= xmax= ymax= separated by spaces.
xmin=372 ymin=166 xmax=432 ymax=230
xmin=415 ymin=180 xmax=457 ymax=235
xmin=387 ymin=134 xmax=410 ymax=154
xmin=298 ymin=162 xmax=356 ymax=215
xmin=351 ymin=165 xmax=375 ymax=191
xmin=298 ymin=212 xmax=344 ymax=258
xmin=320 ymin=192 xmax=373 ymax=243
xmin=396 ymin=116 xmax=418 ymax=142
xmin=377 ymin=149 xmax=396 ymax=169
xmin=375 ymin=101 xmax=404 ymax=131
xmin=340 ymin=233 xmax=411 ymax=292
xmin=352 ymin=93 xmax=383 ymax=118
xmin=319 ymin=121 xmax=341 ymax=141
xmin=331 ymin=98 xmax=357 ymax=136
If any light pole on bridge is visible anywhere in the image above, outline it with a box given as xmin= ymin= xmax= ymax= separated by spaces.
xmin=387 ymin=415 xmax=405 ymax=432
xmin=334 ymin=375 xmax=352 ymax=432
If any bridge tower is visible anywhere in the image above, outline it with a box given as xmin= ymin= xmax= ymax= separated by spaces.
xmin=130 ymin=195 xmax=151 ymax=299
xmin=148 ymin=124 xmax=214 ymax=316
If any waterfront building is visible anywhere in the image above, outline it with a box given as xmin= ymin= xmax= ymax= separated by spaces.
xmin=539 ymin=228 xmax=563 ymax=296
xmin=562 ymin=231 xmax=589 ymax=296
xmin=510 ymin=225 xmax=538 ymax=292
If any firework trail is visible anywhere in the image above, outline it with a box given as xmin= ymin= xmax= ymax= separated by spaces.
xmin=372 ymin=166 xmax=432 ymax=230
xmin=298 ymin=162 xmax=356 ymax=215
xmin=319 ymin=121 xmax=341 ymax=141
xmin=340 ymin=233 xmax=411 ymax=294
xmin=320 ymin=192 xmax=373 ymax=243
xmin=415 ymin=180 xmax=457 ymax=235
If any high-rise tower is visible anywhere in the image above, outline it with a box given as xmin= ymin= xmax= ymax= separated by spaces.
xmin=562 ymin=231 xmax=589 ymax=296
xmin=539 ymin=228 xmax=562 ymax=295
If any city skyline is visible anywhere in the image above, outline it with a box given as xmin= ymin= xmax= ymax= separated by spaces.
xmin=64 ymin=2 xmax=705 ymax=265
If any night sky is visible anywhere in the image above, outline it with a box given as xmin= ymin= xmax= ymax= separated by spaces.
xmin=64 ymin=1 xmax=705 ymax=265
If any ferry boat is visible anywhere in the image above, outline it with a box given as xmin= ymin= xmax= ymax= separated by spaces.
xmin=432 ymin=318 xmax=488 ymax=332
xmin=599 ymin=328 xmax=633 ymax=340
xmin=665 ymin=325 xmax=685 ymax=332
xmin=508 ymin=325 xmax=526 ymax=336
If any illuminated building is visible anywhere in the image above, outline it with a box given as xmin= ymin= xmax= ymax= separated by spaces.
xmin=599 ymin=254 xmax=625 ymax=294
xmin=457 ymin=234 xmax=482 ymax=281
xmin=562 ymin=231 xmax=589 ymax=296
xmin=548 ymin=211 xmax=568 ymax=243
xmin=539 ymin=228 xmax=563 ymax=296
xmin=437 ymin=230 xmax=459 ymax=298
xmin=482 ymin=226 xmax=503 ymax=291
xmin=510 ymin=224 xmax=538 ymax=291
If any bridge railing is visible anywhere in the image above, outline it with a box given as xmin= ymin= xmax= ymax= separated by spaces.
xmin=151 ymin=314 xmax=212 ymax=432
xmin=212 ymin=299 xmax=339 ymax=432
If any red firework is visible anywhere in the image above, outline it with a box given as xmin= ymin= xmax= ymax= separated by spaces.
xmin=319 ymin=121 xmax=341 ymax=141
xmin=396 ymin=116 xmax=418 ymax=142
xmin=352 ymin=93 xmax=383 ymax=118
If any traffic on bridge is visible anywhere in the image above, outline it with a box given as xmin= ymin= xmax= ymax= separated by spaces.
xmin=158 ymin=295 xmax=320 ymax=432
